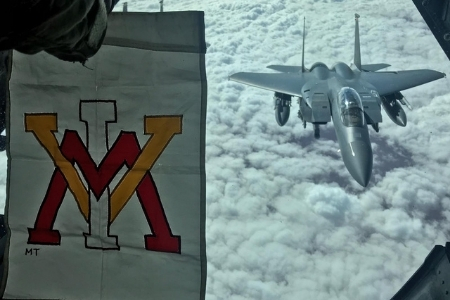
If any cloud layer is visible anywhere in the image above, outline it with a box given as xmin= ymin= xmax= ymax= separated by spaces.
xmin=189 ymin=1 xmax=450 ymax=299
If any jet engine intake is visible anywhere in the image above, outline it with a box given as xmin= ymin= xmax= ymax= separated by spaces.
xmin=274 ymin=92 xmax=291 ymax=126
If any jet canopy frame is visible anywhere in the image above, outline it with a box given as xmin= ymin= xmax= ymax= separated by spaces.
xmin=338 ymin=87 xmax=365 ymax=128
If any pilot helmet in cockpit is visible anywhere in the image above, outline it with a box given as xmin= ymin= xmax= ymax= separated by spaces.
xmin=338 ymin=87 xmax=365 ymax=127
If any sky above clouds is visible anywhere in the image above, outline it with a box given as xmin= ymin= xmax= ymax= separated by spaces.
xmin=2 ymin=0 xmax=450 ymax=299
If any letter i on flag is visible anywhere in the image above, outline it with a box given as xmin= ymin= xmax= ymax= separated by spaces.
xmin=2 ymin=12 xmax=207 ymax=300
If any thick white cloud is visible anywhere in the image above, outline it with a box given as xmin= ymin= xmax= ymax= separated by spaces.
xmin=1 ymin=0 xmax=450 ymax=299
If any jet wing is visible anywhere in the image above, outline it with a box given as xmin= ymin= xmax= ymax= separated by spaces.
xmin=266 ymin=65 xmax=303 ymax=73
xmin=360 ymin=69 xmax=445 ymax=96
xmin=229 ymin=72 xmax=311 ymax=97
xmin=361 ymin=63 xmax=390 ymax=72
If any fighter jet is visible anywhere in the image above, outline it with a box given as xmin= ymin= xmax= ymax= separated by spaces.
xmin=229 ymin=14 xmax=446 ymax=187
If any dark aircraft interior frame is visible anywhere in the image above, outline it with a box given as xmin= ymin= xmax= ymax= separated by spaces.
xmin=391 ymin=243 xmax=450 ymax=299
xmin=412 ymin=0 xmax=450 ymax=61
xmin=392 ymin=1 xmax=450 ymax=299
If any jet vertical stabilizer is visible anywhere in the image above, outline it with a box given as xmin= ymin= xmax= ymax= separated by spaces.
xmin=354 ymin=13 xmax=362 ymax=70
xmin=302 ymin=17 xmax=306 ymax=73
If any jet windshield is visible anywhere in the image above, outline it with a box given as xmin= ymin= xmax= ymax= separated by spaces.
xmin=338 ymin=87 xmax=364 ymax=127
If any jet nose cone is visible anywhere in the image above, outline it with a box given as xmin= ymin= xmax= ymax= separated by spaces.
xmin=346 ymin=141 xmax=373 ymax=187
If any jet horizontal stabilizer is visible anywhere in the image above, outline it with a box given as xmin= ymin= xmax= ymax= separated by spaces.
xmin=229 ymin=72 xmax=308 ymax=97
xmin=361 ymin=63 xmax=391 ymax=72
xmin=267 ymin=65 xmax=303 ymax=73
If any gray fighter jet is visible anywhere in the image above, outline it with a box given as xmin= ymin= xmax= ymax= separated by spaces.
xmin=229 ymin=14 xmax=446 ymax=187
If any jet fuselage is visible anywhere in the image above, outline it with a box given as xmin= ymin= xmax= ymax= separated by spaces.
xmin=300 ymin=62 xmax=376 ymax=186
xmin=329 ymin=82 xmax=372 ymax=187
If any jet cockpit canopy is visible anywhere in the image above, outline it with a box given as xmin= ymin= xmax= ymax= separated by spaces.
xmin=338 ymin=87 xmax=365 ymax=127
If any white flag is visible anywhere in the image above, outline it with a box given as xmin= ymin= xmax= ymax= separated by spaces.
xmin=3 ymin=11 xmax=207 ymax=300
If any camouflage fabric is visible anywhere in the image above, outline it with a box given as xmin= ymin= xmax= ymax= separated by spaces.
xmin=0 ymin=0 xmax=119 ymax=63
